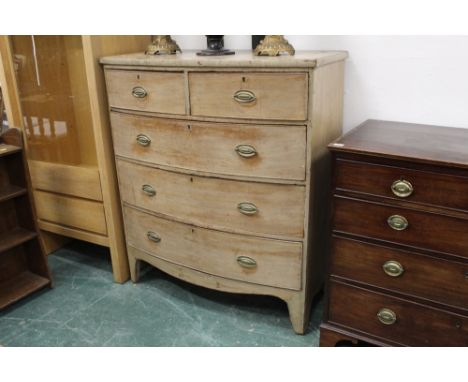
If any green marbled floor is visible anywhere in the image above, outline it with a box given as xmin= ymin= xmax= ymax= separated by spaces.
xmin=0 ymin=241 xmax=322 ymax=346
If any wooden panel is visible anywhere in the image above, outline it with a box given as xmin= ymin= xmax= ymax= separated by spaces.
xmin=34 ymin=191 xmax=107 ymax=235
xmin=331 ymin=236 xmax=468 ymax=311
xmin=38 ymin=220 xmax=108 ymax=247
xmin=124 ymin=206 xmax=303 ymax=290
xmin=335 ymin=158 xmax=468 ymax=211
xmin=105 ymin=69 xmax=185 ymax=115
xmin=111 ymin=112 xmax=306 ymax=181
xmin=117 ymin=160 xmax=305 ymax=239
xmin=328 ymin=281 xmax=468 ymax=346
xmin=29 ymin=160 xmax=102 ymax=201
xmin=333 ymin=196 xmax=468 ymax=259
xmin=189 ymin=72 xmax=308 ymax=121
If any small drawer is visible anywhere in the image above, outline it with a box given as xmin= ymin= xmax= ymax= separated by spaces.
xmin=117 ymin=160 xmax=305 ymax=238
xmin=104 ymin=69 xmax=185 ymax=115
xmin=333 ymin=196 xmax=468 ymax=259
xmin=189 ymin=72 xmax=308 ymax=121
xmin=328 ymin=281 xmax=468 ymax=346
xmin=331 ymin=236 xmax=468 ymax=311
xmin=123 ymin=206 xmax=303 ymax=290
xmin=110 ymin=112 xmax=306 ymax=181
xmin=335 ymin=158 xmax=468 ymax=211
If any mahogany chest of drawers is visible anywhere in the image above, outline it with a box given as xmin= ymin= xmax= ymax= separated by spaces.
xmin=321 ymin=119 xmax=468 ymax=346
xmin=101 ymin=50 xmax=347 ymax=333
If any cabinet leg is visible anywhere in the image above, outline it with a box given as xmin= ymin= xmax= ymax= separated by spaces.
xmin=128 ymin=253 xmax=141 ymax=283
xmin=286 ymin=293 xmax=309 ymax=334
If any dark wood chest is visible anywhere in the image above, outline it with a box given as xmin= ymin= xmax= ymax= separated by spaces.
xmin=320 ymin=119 xmax=468 ymax=346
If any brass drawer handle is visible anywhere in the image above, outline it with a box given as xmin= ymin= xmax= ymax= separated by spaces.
xmin=383 ymin=260 xmax=405 ymax=277
xmin=235 ymin=144 xmax=257 ymax=158
xmin=142 ymin=184 xmax=156 ymax=197
xmin=238 ymin=202 xmax=258 ymax=216
xmin=377 ymin=308 xmax=397 ymax=325
xmin=387 ymin=215 xmax=408 ymax=231
xmin=132 ymin=86 xmax=147 ymax=98
xmin=146 ymin=231 xmax=161 ymax=243
xmin=391 ymin=179 xmax=414 ymax=198
xmin=136 ymin=134 xmax=151 ymax=147
xmin=236 ymin=256 xmax=257 ymax=269
xmin=233 ymin=90 xmax=256 ymax=103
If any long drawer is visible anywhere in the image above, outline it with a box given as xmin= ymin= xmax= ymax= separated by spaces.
xmin=333 ymin=196 xmax=468 ymax=259
xmin=110 ymin=112 xmax=307 ymax=181
xmin=328 ymin=281 xmax=468 ymax=346
xmin=123 ymin=206 xmax=303 ymax=290
xmin=105 ymin=69 xmax=186 ymax=115
xmin=189 ymin=72 xmax=308 ymax=121
xmin=117 ymin=160 xmax=305 ymax=238
xmin=331 ymin=236 xmax=468 ymax=311
xmin=335 ymin=158 xmax=468 ymax=211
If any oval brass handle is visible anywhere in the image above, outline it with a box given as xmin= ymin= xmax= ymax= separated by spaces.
xmin=146 ymin=231 xmax=161 ymax=243
xmin=377 ymin=308 xmax=397 ymax=325
xmin=391 ymin=179 xmax=414 ymax=198
xmin=233 ymin=90 xmax=256 ymax=103
xmin=383 ymin=260 xmax=405 ymax=277
xmin=142 ymin=184 xmax=156 ymax=197
xmin=238 ymin=202 xmax=258 ymax=216
xmin=235 ymin=144 xmax=257 ymax=158
xmin=136 ymin=134 xmax=151 ymax=147
xmin=132 ymin=86 xmax=147 ymax=98
xmin=236 ymin=256 xmax=257 ymax=269
xmin=387 ymin=215 xmax=408 ymax=231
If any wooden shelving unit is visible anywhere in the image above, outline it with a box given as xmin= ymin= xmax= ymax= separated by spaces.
xmin=0 ymin=128 xmax=51 ymax=309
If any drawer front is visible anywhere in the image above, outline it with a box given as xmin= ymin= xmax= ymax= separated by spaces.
xmin=34 ymin=191 xmax=107 ymax=235
xmin=111 ymin=112 xmax=306 ymax=181
xmin=117 ymin=160 xmax=305 ymax=238
xmin=328 ymin=281 xmax=468 ymax=346
xmin=189 ymin=72 xmax=308 ymax=121
xmin=333 ymin=196 xmax=468 ymax=258
xmin=105 ymin=69 xmax=185 ymax=115
xmin=335 ymin=158 xmax=468 ymax=211
xmin=123 ymin=206 xmax=303 ymax=290
xmin=331 ymin=236 xmax=468 ymax=310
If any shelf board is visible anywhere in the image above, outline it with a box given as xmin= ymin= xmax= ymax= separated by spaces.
xmin=0 ymin=227 xmax=38 ymax=253
xmin=0 ymin=185 xmax=28 ymax=203
xmin=0 ymin=271 xmax=51 ymax=309
xmin=0 ymin=144 xmax=21 ymax=158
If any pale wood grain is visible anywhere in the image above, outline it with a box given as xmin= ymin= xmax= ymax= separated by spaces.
xmin=0 ymin=36 xmax=22 ymax=127
xmin=189 ymin=72 xmax=308 ymax=121
xmin=38 ymin=220 xmax=108 ymax=247
xmin=110 ymin=112 xmax=307 ymax=181
xmin=124 ymin=206 xmax=302 ymax=290
xmin=117 ymin=159 xmax=305 ymax=239
xmin=105 ymin=69 xmax=185 ymax=115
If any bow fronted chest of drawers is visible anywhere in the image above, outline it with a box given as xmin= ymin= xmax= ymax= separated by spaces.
xmin=100 ymin=51 xmax=347 ymax=333
xmin=321 ymin=119 xmax=468 ymax=346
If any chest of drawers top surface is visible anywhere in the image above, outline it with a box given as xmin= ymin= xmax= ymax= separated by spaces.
xmin=100 ymin=50 xmax=348 ymax=68
xmin=329 ymin=119 xmax=468 ymax=170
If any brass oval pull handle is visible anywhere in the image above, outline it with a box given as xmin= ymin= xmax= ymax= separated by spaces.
xmin=142 ymin=184 xmax=156 ymax=197
xmin=391 ymin=179 xmax=414 ymax=198
xmin=377 ymin=308 xmax=397 ymax=325
xmin=233 ymin=90 xmax=256 ymax=104
xmin=236 ymin=256 xmax=257 ymax=269
xmin=238 ymin=202 xmax=258 ymax=216
xmin=387 ymin=215 xmax=408 ymax=231
xmin=136 ymin=134 xmax=151 ymax=147
xmin=132 ymin=86 xmax=147 ymax=98
xmin=235 ymin=144 xmax=257 ymax=158
xmin=146 ymin=231 xmax=161 ymax=243
xmin=383 ymin=260 xmax=405 ymax=277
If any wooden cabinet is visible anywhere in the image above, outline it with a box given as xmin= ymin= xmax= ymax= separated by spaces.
xmin=0 ymin=36 xmax=151 ymax=282
xmin=101 ymin=50 xmax=347 ymax=333
xmin=321 ymin=119 xmax=468 ymax=346
xmin=0 ymin=128 xmax=51 ymax=309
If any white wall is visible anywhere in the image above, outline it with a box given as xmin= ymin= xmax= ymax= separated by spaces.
xmin=173 ymin=36 xmax=468 ymax=132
